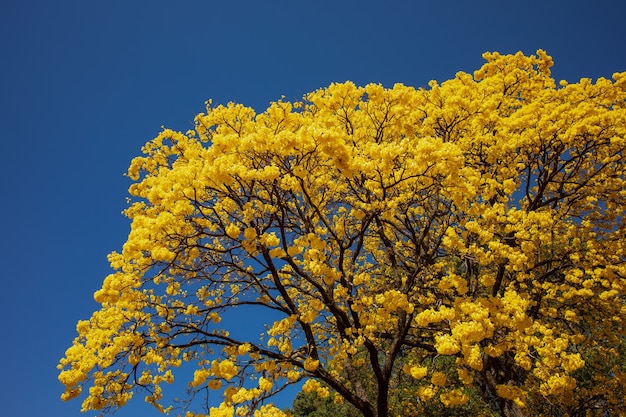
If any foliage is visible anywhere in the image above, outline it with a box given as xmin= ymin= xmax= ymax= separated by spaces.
xmin=58 ymin=50 xmax=626 ymax=417
xmin=289 ymin=388 xmax=361 ymax=417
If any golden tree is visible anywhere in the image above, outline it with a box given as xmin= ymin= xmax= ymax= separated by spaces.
xmin=59 ymin=51 xmax=626 ymax=417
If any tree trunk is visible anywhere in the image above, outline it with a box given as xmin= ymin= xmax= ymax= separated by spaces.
xmin=480 ymin=353 xmax=528 ymax=417
xmin=501 ymin=399 xmax=524 ymax=417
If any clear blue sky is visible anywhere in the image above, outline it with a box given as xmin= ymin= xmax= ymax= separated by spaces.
xmin=1 ymin=1 xmax=624 ymax=416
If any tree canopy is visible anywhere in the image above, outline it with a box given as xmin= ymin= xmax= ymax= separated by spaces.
xmin=59 ymin=50 xmax=626 ymax=417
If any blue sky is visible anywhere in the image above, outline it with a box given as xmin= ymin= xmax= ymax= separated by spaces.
xmin=1 ymin=1 xmax=624 ymax=416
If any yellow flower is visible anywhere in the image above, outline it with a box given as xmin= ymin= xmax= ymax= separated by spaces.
xmin=431 ymin=371 xmax=447 ymax=386
xmin=435 ymin=335 xmax=460 ymax=355
xmin=303 ymin=358 xmax=320 ymax=372
xmin=208 ymin=402 xmax=234 ymax=417
xmin=190 ymin=368 xmax=210 ymax=387
xmin=418 ymin=386 xmax=437 ymax=401
xmin=496 ymin=384 xmax=527 ymax=407
xmin=440 ymin=389 xmax=468 ymax=407
xmin=404 ymin=365 xmax=428 ymax=379
xmin=212 ymin=359 xmax=238 ymax=381
xmin=243 ymin=227 xmax=257 ymax=240
xmin=237 ymin=343 xmax=252 ymax=355
xmin=258 ymin=377 xmax=273 ymax=392
xmin=225 ymin=224 xmax=240 ymax=239
xmin=302 ymin=379 xmax=321 ymax=393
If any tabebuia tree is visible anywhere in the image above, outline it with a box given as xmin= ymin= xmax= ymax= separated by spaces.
xmin=59 ymin=50 xmax=626 ymax=417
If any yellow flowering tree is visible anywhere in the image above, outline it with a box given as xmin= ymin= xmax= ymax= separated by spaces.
xmin=59 ymin=50 xmax=626 ymax=417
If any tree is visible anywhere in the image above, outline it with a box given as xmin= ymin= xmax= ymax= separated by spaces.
xmin=58 ymin=50 xmax=626 ymax=417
